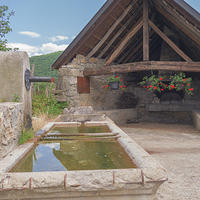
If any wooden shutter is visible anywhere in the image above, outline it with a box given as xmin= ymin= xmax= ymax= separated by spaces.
xmin=77 ymin=77 xmax=90 ymax=93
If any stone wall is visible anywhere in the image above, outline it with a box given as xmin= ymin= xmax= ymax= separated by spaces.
xmin=0 ymin=51 xmax=32 ymax=128
xmin=0 ymin=103 xmax=23 ymax=159
xmin=56 ymin=54 xmax=200 ymax=124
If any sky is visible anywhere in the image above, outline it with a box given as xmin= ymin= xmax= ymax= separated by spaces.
xmin=1 ymin=0 xmax=200 ymax=57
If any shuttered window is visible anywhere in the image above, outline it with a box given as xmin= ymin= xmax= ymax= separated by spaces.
xmin=77 ymin=77 xmax=90 ymax=93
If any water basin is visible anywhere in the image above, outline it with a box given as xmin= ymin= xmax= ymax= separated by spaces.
xmin=49 ymin=124 xmax=111 ymax=135
xmin=11 ymin=139 xmax=136 ymax=172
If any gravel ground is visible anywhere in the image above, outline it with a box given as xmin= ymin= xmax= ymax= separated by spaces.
xmin=121 ymin=123 xmax=200 ymax=200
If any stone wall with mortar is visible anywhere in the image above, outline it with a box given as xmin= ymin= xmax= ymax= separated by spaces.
xmin=0 ymin=103 xmax=23 ymax=159
xmin=56 ymin=55 xmax=199 ymax=124
xmin=0 ymin=51 xmax=32 ymax=128
xmin=56 ymin=55 xmax=138 ymax=110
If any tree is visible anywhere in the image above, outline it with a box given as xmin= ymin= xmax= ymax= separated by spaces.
xmin=0 ymin=4 xmax=14 ymax=51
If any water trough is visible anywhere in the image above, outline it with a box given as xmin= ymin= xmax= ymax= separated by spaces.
xmin=0 ymin=118 xmax=167 ymax=200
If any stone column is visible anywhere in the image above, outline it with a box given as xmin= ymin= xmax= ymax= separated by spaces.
xmin=58 ymin=65 xmax=91 ymax=107
xmin=0 ymin=51 xmax=32 ymax=128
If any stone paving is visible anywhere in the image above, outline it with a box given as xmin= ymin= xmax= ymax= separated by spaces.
xmin=121 ymin=123 xmax=200 ymax=200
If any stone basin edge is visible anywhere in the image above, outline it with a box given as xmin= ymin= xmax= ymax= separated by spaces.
xmin=0 ymin=118 xmax=167 ymax=194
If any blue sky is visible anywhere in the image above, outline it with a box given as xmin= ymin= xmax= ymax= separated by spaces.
xmin=1 ymin=0 xmax=200 ymax=57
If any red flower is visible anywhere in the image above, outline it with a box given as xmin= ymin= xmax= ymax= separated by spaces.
xmin=120 ymin=79 xmax=122 ymax=82
xmin=165 ymin=85 xmax=168 ymax=87
xmin=143 ymin=86 xmax=146 ymax=88
xmin=181 ymin=84 xmax=184 ymax=87
xmin=147 ymin=86 xmax=149 ymax=88
xmin=123 ymin=85 xmax=126 ymax=88
xmin=120 ymin=85 xmax=123 ymax=88
xmin=115 ymin=76 xmax=119 ymax=78
xmin=106 ymin=85 xmax=109 ymax=88
xmin=189 ymin=88 xmax=194 ymax=91
xmin=160 ymin=77 xmax=163 ymax=80
xmin=187 ymin=83 xmax=190 ymax=86
xmin=150 ymin=85 xmax=153 ymax=88
xmin=170 ymin=85 xmax=175 ymax=88
xmin=154 ymin=86 xmax=157 ymax=90
xmin=183 ymin=79 xmax=186 ymax=81
xmin=161 ymin=89 xmax=164 ymax=91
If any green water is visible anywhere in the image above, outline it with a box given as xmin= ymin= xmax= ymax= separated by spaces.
xmin=11 ymin=139 xmax=136 ymax=172
xmin=49 ymin=125 xmax=111 ymax=135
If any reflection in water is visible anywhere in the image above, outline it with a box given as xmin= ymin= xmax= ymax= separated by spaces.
xmin=11 ymin=139 xmax=136 ymax=172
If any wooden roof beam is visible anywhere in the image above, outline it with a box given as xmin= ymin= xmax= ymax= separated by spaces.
xmin=106 ymin=19 xmax=143 ymax=65
xmin=143 ymin=0 xmax=149 ymax=61
xmin=149 ymin=20 xmax=192 ymax=62
xmin=98 ymin=8 xmax=142 ymax=58
xmin=87 ymin=4 xmax=133 ymax=58
xmin=84 ymin=61 xmax=200 ymax=76
xmin=155 ymin=2 xmax=200 ymax=46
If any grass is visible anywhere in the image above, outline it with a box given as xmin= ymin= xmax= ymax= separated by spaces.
xmin=19 ymin=128 xmax=35 ymax=145
xmin=32 ymin=83 xmax=68 ymax=117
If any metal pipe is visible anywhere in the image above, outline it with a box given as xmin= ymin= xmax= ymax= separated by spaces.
xmin=29 ymin=77 xmax=55 ymax=83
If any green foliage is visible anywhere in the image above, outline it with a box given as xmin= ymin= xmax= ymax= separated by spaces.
xmin=19 ymin=128 xmax=35 ymax=145
xmin=32 ymin=83 xmax=68 ymax=117
xmin=0 ymin=5 xmax=14 ymax=51
xmin=30 ymin=51 xmax=62 ymax=80
xmin=139 ymin=72 xmax=194 ymax=95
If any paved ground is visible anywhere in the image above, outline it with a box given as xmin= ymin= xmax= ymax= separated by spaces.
xmin=121 ymin=123 xmax=200 ymax=200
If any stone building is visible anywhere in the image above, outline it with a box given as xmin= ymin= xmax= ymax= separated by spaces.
xmin=52 ymin=0 xmax=200 ymax=124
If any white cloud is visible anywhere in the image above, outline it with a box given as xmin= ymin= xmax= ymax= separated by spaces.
xmin=7 ymin=42 xmax=68 ymax=56
xmin=40 ymin=43 xmax=68 ymax=54
xmin=7 ymin=43 xmax=39 ymax=56
xmin=19 ymin=31 xmax=40 ymax=38
xmin=49 ymin=35 xmax=69 ymax=42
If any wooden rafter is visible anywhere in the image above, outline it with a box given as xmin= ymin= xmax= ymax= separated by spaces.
xmin=84 ymin=61 xmax=200 ymax=76
xmin=98 ymin=13 xmax=141 ymax=58
xmin=106 ymin=19 xmax=143 ymax=65
xmin=149 ymin=20 xmax=192 ymax=62
xmin=87 ymin=4 xmax=133 ymax=58
xmin=143 ymin=0 xmax=149 ymax=61
xmin=154 ymin=2 xmax=200 ymax=46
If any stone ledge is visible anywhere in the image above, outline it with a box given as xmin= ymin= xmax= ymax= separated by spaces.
xmin=0 ymin=143 xmax=34 ymax=173
xmin=192 ymin=110 xmax=200 ymax=130
xmin=147 ymin=103 xmax=200 ymax=112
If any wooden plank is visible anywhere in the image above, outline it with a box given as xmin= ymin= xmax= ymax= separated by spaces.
xmin=143 ymin=0 xmax=149 ymax=61
xmin=106 ymin=20 xmax=143 ymax=65
xmin=149 ymin=20 xmax=192 ymax=62
xmin=77 ymin=77 xmax=90 ymax=94
xmin=87 ymin=4 xmax=133 ymax=58
xmin=84 ymin=61 xmax=200 ymax=76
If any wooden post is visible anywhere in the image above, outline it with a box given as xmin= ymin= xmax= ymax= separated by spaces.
xmin=143 ymin=0 xmax=149 ymax=61
xmin=31 ymin=64 xmax=35 ymax=98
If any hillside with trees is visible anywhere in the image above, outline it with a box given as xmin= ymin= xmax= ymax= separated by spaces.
xmin=30 ymin=51 xmax=62 ymax=80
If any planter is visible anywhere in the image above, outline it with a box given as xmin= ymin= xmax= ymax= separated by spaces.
xmin=154 ymin=90 xmax=185 ymax=102
xmin=109 ymin=81 xmax=120 ymax=90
